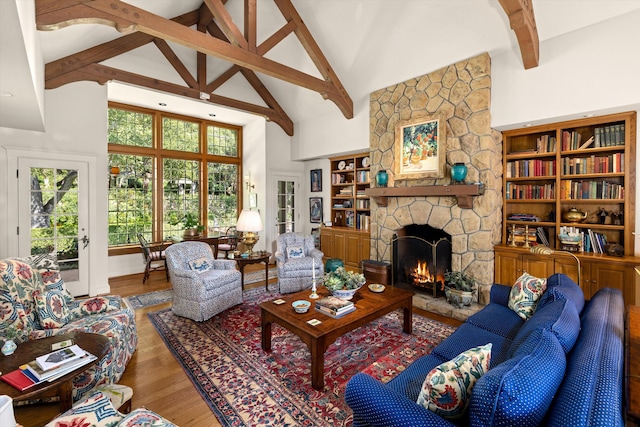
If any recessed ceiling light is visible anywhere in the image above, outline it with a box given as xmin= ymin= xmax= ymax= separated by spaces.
xmin=524 ymin=123 xmax=533 ymax=127
xmin=158 ymin=102 xmax=167 ymax=107
xmin=209 ymin=113 xmax=216 ymax=117
xmin=0 ymin=91 xmax=14 ymax=97
xmin=584 ymin=113 xmax=595 ymax=118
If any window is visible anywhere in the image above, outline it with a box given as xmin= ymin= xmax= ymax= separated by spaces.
xmin=107 ymin=103 xmax=241 ymax=248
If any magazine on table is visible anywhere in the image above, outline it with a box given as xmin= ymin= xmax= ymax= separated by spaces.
xmin=24 ymin=350 xmax=97 ymax=381
xmin=36 ymin=344 xmax=86 ymax=371
xmin=314 ymin=296 xmax=354 ymax=314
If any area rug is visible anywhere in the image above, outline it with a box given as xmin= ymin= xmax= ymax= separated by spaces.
xmin=125 ymin=267 xmax=277 ymax=309
xmin=148 ymin=287 xmax=456 ymax=426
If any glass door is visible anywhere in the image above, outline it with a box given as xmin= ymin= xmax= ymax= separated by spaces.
xmin=18 ymin=159 xmax=89 ymax=296
xmin=274 ymin=177 xmax=297 ymax=236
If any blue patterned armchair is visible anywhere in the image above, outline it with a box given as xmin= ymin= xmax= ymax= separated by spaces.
xmin=275 ymin=232 xmax=324 ymax=294
xmin=165 ymin=241 xmax=242 ymax=321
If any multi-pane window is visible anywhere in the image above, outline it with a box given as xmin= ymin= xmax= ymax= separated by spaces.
xmin=107 ymin=104 xmax=241 ymax=247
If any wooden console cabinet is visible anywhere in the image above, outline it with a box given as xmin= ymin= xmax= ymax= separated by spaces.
xmin=494 ymin=245 xmax=639 ymax=306
xmin=320 ymin=226 xmax=370 ymax=271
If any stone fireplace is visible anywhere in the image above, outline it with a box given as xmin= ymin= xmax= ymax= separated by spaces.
xmin=368 ymin=52 xmax=502 ymax=309
xmin=392 ymin=224 xmax=451 ymax=297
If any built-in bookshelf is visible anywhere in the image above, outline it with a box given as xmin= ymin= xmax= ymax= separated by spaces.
xmin=501 ymin=111 xmax=636 ymax=256
xmin=329 ymin=153 xmax=371 ymax=231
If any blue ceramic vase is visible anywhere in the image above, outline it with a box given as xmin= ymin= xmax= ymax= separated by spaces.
xmin=451 ymin=163 xmax=467 ymax=183
xmin=376 ymin=170 xmax=389 ymax=187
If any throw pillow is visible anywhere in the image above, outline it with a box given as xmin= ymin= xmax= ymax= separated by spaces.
xmin=0 ymin=259 xmax=44 ymax=332
xmin=286 ymin=246 xmax=305 ymax=259
xmin=508 ymin=272 xmax=547 ymax=320
xmin=417 ymin=343 xmax=492 ymax=420
xmin=74 ymin=296 xmax=121 ymax=316
xmin=118 ymin=407 xmax=178 ymax=427
xmin=32 ymin=289 xmax=70 ymax=329
xmin=44 ymin=392 xmax=124 ymax=427
xmin=188 ymin=256 xmax=212 ymax=272
xmin=13 ymin=253 xmax=74 ymax=303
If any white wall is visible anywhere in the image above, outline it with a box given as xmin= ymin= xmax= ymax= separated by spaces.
xmin=0 ymin=82 xmax=110 ymax=294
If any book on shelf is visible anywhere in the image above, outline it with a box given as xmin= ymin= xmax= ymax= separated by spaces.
xmin=315 ymin=296 xmax=354 ymax=314
xmin=578 ymin=136 xmax=595 ymax=150
xmin=1 ymin=369 xmax=39 ymax=391
xmin=24 ymin=349 xmax=97 ymax=382
xmin=36 ymin=344 xmax=86 ymax=371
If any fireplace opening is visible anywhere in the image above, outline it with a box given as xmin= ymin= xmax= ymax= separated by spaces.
xmin=391 ymin=224 xmax=452 ymax=297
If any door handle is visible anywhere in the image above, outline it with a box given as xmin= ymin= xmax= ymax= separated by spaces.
xmin=81 ymin=228 xmax=89 ymax=249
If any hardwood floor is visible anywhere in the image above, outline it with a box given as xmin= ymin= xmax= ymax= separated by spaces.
xmin=14 ymin=266 xmax=461 ymax=427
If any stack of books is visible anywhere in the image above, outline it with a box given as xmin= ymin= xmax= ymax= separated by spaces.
xmin=315 ymin=296 xmax=356 ymax=318
xmin=0 ymin=344 xmax=96 ymax=391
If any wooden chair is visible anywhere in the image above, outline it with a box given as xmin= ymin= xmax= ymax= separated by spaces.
xmin=216 ymin=226 xmax=238 ymax=258
xmin=137 ymin=233 xmax=169 ymax=283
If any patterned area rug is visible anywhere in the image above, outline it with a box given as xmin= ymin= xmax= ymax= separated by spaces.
xmin=125 ymin=267 xmax=277 ymax=309
xmin=148 ymin=287 xmax=456 ymax=426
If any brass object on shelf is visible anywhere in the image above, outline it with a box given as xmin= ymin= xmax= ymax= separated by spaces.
xmin=562 ymin=207 xmax=588 ymax=223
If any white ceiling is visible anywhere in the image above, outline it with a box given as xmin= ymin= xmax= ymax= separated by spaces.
xmin=2 ymin=0 xmax=640 ymax=132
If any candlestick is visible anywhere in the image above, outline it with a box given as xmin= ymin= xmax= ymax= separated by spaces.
xmin=310 ymin=258 xmax=319 ymax=299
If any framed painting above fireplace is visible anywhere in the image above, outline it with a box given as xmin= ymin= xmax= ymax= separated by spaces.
xmin=394 ymin=113 xmax=446 ymax=180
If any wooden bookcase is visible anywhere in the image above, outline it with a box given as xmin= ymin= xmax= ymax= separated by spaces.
xmin=321 ymin=152 xmax=371 ymax=271
xmin=328 ymin=153 xmax=371 ymax=231
xmin=496 ymin=111 xmax=639 ymax=306
xmin=501 ymin=111 xmax=636 ymax=255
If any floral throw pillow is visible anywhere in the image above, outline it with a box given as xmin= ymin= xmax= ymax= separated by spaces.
xmin=32 ymin=289 xmax=70 ymax=329
xmin=508 ymin=272 xmax=548 ymax=320
xmin=286 ymin=246 xmax=305 ymax=259
xmin=417 ymin=343 xmax=492 ymax=420
xmin=44 ymin=392 xmax=123 ymax=427
xmin=188 ymin=257 xmax=212 ymax=272
xmin=119 ymin=407 xmax=178 ymax=426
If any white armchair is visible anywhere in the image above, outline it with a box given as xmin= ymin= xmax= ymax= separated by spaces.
xmin=165 ymin=241 xmax=242 ymax=321
xmin=275 ymin=232 xmax=324 ymax=294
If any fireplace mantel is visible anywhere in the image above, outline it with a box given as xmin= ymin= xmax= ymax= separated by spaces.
xmin=365 ymin=183 xmax=484 ymax=209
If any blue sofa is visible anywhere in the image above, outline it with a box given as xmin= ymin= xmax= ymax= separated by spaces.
xmin=345 ymin=274 xmax=625 ymax=426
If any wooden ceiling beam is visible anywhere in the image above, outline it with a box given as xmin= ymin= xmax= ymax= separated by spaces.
xmin=273 ymin=0 xmax=352 ymax=117
xmin=72 ymin=63 xmax=294 ymax=135
xmin=245 ymin=0 xmax=257 ymax=52
xmin=257 ymin=20 xmax=296 ymax=56
xmin=37 ymin=0 xmax=352 ymax=119
xmin=41 ymin=9 xmax=200 ymax=81
xmin=499 ymin=0 xmax=539 ymax=69
xmin=202 ymin=0 xmax=248 ymax=49
xmin=152 ymin=39 xmax=199 ymax=89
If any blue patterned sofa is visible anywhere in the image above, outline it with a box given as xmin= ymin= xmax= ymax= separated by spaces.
xmin=0 ymin=254 xmax=137 ymax=402
xmin=345 ymin=273 xmax=625 ymax=426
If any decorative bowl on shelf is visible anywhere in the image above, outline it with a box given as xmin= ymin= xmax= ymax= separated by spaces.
xmin=292 ymin=300 xmax=311 ymax=313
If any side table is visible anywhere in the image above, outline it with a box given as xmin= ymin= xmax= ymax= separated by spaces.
xmin=0 ymin=332 xmax=110 ymax=412
xmin=232 ymin=252 xmax=272 ymax=291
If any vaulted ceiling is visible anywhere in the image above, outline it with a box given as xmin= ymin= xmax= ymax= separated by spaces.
xmin=3 ymin=1 xmax=640 ymax=134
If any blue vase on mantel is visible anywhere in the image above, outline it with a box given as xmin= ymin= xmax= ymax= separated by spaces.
xmin=376 ymin=170 xmax=389 ymax=187
xmin=451 ymin=163 xmax=467 ymax=184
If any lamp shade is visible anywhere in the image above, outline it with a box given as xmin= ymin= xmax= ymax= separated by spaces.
xmin=236 ymin=210 xmax=263 ymax=232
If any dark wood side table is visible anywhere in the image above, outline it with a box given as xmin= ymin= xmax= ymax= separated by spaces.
xmin=0 ymin=332 xmax=110 ymax=412
xmin=627 ymin=305 xmax=640 ymax=423
xmin=232 ymin=252 xmax=271 ymax=291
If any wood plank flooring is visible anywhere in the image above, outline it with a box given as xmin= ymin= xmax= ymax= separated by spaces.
xmin=14 ymin=266 xmax=461 ymax=427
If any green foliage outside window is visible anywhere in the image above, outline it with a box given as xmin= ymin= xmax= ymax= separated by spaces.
xmin=108 ymin=106 xmax=241 ymax=246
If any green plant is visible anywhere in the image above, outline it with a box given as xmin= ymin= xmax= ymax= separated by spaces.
xmin=444 ymin=270 xmax=477 ymax=292
xmin=171 ymin=212 xmax=204 ymax=231
xmin=323 ymin=267 xmax=366 ymax=291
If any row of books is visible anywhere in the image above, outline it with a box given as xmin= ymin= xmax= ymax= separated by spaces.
xmin=331 ymin=174 xmax=351 ymax=185
xmin=584 ymin=229 xmax=609 ymax=254
xmin=560 ymin=180 xmax=624 ymax=200
xmin=593 ymin=124 xmax=625 ymax=147
xmin=507 ymin=213 xmax=542 ymax=222
xmin=1 ymin=345 xmax=96 ymax=391
xmin=355 ymin=170 xmax=370 ymax=184
xmin=536 ymin=134 xmax=557 ymax=153
xmin=506 ymin=159 xmax=556 ymax=178
xmin=561 ymin=153 xmax=624 ymax=175
xmin=356 ymin=213 xmax=370 ymax=231
xmin=505 ymin=182 xmax=555 ymax=200
xmin=355 ymin=199 xmax=370 ymax=209
xmin=561 ymin=131 xmax=589 ymax=151
xmin=314 ymin=296 xmax=355 ymax=318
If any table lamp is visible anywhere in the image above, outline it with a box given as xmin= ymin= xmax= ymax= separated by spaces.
xmin=236 ymin=210 xmax=263 ymax=255
xmin=530 ymin=245 xmax=581 ymax=287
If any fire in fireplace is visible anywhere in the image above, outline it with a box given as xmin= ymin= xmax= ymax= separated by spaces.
xmin=391 ymin=224 xmax=452 ymax=297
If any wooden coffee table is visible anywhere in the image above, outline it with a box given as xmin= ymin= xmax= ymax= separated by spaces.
xmin=259 ymin=285 xmax=413 ymax=390
xmin=0 ymin=332 xmax=110 ymax=412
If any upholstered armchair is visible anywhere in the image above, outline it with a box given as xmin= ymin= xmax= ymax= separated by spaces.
xmin=165 ymin=241 xmax=242 ymax=321
xmin=275 ymin=232 xmax=324 ymax=294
